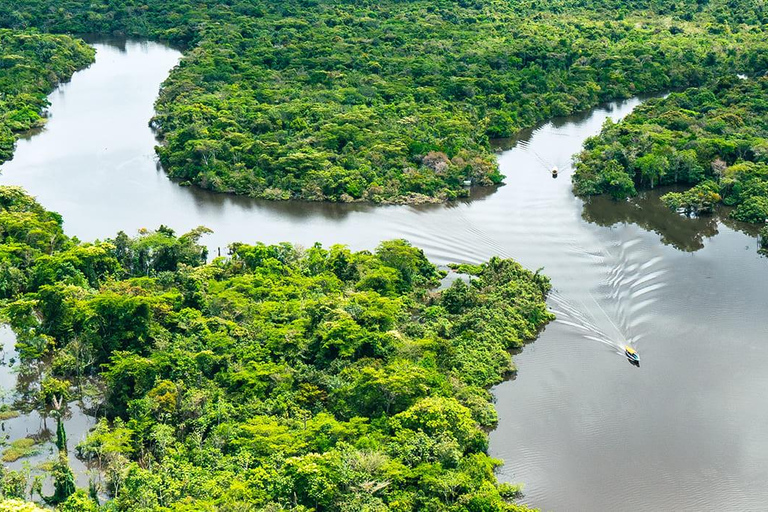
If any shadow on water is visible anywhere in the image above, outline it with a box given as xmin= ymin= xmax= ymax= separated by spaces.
xmin=79 ymin=34 xmax=129 ymax=52
xmin=581 ymin=188 xmax=720 ymax=252
xmin=79 ymin=34 xmax=187 ymax=53
xmin=581 ymin=187 xmax=764 ymax=253
xmin=172 ymin=162 xmax=504 ymax=223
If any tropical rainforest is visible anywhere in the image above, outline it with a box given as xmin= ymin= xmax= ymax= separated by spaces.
xmin=0 ymin=185 xmax=553 ymax=510
xmin=573 ymin=76 xmax=768 ymax=223
xmin=1 ymin=0 xmax=767 ymax=510
xmin=2 ymin=0 xmax=768 ymax=202
xmin=0 ymin=30 xmax=94 ymax=165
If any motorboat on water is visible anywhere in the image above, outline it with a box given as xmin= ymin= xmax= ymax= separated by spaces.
xmin=624 ymin=345 xmax=640 ymax=364
xmin=551 ymin=166 xmax=559 ymax=178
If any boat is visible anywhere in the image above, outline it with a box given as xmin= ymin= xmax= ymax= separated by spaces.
xmin=624 ymin=346 xmax=640 ymax=365
xmin=551 ymin=166 xmax=558 ymax=178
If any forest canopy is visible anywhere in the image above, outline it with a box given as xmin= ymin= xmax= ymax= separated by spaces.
xmin=572 ymin=76 xmax=768 ymax=223
xmin=0 ymin=30 xmax=94 ymax=165
xmin=0 ymin=185 xmax=554 ymax=510
xmin=1 ymin=0 xmax=767 ymax=508
xmin=2 ymin=1 xmax=768 ymax=202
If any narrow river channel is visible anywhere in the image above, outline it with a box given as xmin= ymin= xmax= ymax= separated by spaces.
xmin=1 ymin=40 xmax=767 ymax=511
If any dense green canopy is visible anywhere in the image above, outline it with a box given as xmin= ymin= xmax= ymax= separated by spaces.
xmin=0 ymin=30 xmax=94 ymax=164
xmin=573 ymin=76 xmax=768 ymax=223
xmin=1 ymin=1 xmax=767 ymax=508
xmin=0 ymin=186 xmax=553 ymax=510
xmin=2 ymin=1 xmax=767 ymax=202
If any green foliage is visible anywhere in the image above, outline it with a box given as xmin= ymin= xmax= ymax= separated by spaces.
xmin=55 ymin=416 xmax=67 ymax=452
xmin=0 ymin=187 xmax=552 ymax=510
xmin=45 ymin=452 xmax=76 ymax=505
xmin=0 ymin=409 xmax=19 ymax=421
xmin=574 ymin=76 xmax=768 ymax=223
xmin=57 ymin=490 xmax=99 ymax=512
xmin=3 ymin=2 xmax=768 ymax=202
xmin=77 ymin=418 xmax=134 ymax=467
xmin=0 ymin=468 xmax=28 ymax=500
xmin=1 ymin=438 xmax=38 ymax=463
xmin=0 ymin=186 xmax=120 ymax=300
xmin=574 ymin=158 xmax=638 ymax=199
xmin=661 ymin=181 xmax=722 ymax=215
xmin=732 ymin=195 xmax=768 ymax=223
xmin=0 ymin=500 xmax=45 ymax=512
xmin=759 ymin=226 xmax=768 ymax=254
xmin=0 ymin=30 xmax=94 ymax=165
xmin=111 ymin=225 xmax=211 ymax=276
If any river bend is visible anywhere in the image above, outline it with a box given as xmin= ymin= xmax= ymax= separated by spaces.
xmin=1 ymin=40 xmax=767 ymax=511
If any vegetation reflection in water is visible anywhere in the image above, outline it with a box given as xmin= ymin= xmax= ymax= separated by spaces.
xmin=581 ymin=188 xmax=764 ymax=253
xmin=573 ymin=76 xmax=768 ymax=255
xmin=491 ymin=95 xmax=766 ymax=255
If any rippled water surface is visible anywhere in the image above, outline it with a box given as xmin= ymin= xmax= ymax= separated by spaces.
xmin=1 ymin=40 xmax=767 ymax=511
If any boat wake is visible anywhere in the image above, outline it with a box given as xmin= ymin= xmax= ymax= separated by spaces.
xmin=549 ymin=290 xmax=627 ymax=351
xmin=549 ymin=235 xmax=668 ymax=361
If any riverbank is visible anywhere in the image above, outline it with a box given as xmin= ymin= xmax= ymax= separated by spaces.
xmin=0 ymin=185 xmax=554 ymax=509
xmin=5 ymin=1 xmax=768 ymax=203
xmin=572 ymin=77 xmax=768 ymax=225
xmin=2 ymin=40 xmax=768 ymax=511
xmin=0 ymin=30 xmax=94 ymax=165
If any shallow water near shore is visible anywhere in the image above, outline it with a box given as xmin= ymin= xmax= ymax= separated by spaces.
xmin=0 ymin=326 xmax=97 ymax=492
xmin=1 ymin=40 xmax=767 ymax=511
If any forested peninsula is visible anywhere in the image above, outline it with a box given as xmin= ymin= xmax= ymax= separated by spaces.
xmin=0 ymin=30 xmax=94 ymax=165
xmin=0 ymin=186 xmax=553 ymax=510
xmin=573 ymin=76 xmax=768 ymax=227
xmin=2 ymin=1 xmax=768 ymax=202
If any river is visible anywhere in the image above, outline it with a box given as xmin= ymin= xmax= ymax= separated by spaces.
xmin=1 ymin=40 xmax=767 ymax=511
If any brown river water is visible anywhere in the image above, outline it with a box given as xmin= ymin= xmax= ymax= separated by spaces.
xmin=1 ymin=40 xmax=767 ymax=510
